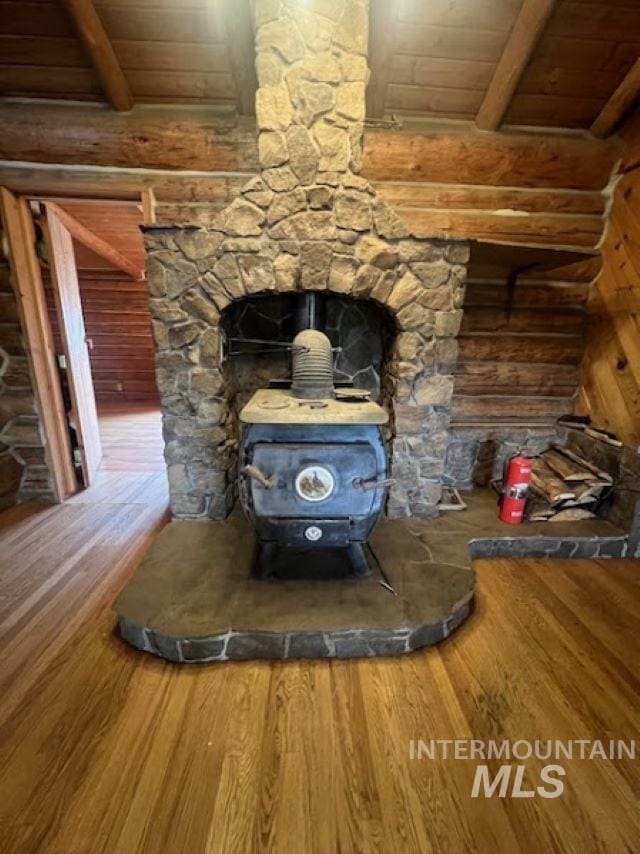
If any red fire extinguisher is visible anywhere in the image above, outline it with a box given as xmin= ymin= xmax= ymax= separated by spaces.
xmin=499 ymin=453 xmax=532 ymax=525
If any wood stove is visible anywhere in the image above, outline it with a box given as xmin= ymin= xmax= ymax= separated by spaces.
xmin=238 ymin=297 xmax=391 ymax=578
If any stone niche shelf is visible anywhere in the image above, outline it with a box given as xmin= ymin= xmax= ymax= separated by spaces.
xmin=115 ymin=491 xmax=627 ymax=664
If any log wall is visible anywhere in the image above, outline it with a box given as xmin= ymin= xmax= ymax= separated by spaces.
xmin=1 ymin=104 xmax=623 ymax=428
xmin=575 ymin=114 xmax=640 ymax=447
xmin=453 ymin=275 xmax=588 ymax=426
xmin=0 ymin=104 xmax=619 ymax=252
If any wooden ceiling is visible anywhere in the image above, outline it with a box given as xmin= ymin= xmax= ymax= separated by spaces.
xmin=379 ymin=0 xmax=640 ymax=128
xmin=0 ymin=0 xmax=239 ymax=106
xmin=0 ymin=0 xmax=639 ymax=133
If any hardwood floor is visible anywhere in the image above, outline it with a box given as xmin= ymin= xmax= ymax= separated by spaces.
xmin=0 ymin=408 xmax=639 ymax=853
xmin=96 ymin=401 xmax=166 ymax=474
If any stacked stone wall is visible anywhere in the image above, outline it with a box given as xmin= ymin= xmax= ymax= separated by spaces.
xmin=0 ymin=257 xmax=56 ymax=507
xmin=444 ymin=427 xmax=563 ymax=490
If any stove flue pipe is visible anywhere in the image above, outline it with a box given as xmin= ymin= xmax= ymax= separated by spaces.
xmin=295 ymin=292 xmax=325 ymax=333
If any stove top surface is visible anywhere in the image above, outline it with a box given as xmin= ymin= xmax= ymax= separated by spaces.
xmin=240 ymin=388 xmax=389 ymax=425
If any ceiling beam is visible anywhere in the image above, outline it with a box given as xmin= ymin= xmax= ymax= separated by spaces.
xmin=0 ymin=105 xmax=622 ymax=190
xmin=475 ymin=0 xmax=556 ymax=131
xmin=222 ymin=0 xmax=258 ymax=116
xmin=0 ymin=102 xmax=258 ymax=172
xmin=60 ymin=0 xmax=133 ymax=111
xmin=366 ymin=0 xmax=396 ymax=118
xmin=591 ymin=59 xmax=640 ymax=138
xmin=42 ymin=201 xmax=144 ymax=280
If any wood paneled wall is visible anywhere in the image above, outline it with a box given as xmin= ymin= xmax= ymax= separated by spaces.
xmin=381 ymin=0 xmax=640 ymax=127
xmin=0 ymin=0 xmax=235 ymax=106
xmin=576 ymin=122 xmax=640 ymax=447
xmin=45 ymin=271 xmax=158 ymax=404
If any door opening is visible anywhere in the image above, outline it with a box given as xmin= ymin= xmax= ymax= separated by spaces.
xmin=34 ymin=197 xmax=165 ymax=494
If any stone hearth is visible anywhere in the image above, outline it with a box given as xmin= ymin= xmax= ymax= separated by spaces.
xmin=115 ymin=489 xmax=626 ymax=663
xmin=117 ymin=513 xmax=475 ymax=663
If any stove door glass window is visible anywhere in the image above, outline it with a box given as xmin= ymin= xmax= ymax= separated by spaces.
xmin=295 ymin=465 xmax=335 ymax=503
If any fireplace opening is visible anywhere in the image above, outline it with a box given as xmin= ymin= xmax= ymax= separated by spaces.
xmin=220 ymin=290 xmax=396 ymax=414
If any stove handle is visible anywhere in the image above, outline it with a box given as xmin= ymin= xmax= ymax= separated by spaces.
xmin=354 ymin=477 xmax=396 ymax=492
xmin=243 ymin=464 xmax=275 ymax=490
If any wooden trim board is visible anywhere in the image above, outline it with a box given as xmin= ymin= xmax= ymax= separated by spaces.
xmin=45 ymin=201 xmax=144 ymax=281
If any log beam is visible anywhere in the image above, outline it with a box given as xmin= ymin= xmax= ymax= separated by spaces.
xmin=0 ymin=161 xmax=251 ymax=205
xmin=0 ymin=102 xmax=258 ymax=173
xmin=591 ymin=59 xmax=640 ymax=139
xmin=476 ymin=0 xmax=557 ymax=131
xmin=43 ymin=202 xmax=144 ymax=281
xmin=60 ymin=0 xmax=133 ymax=112
xmin=362 ymin=123 xmax=620 ymax=190
xmin=0 ymin=103 xmax=621 ymax=190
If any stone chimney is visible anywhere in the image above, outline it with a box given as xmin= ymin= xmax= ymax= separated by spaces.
xmin=143 ymin=0 xmax=469 ymax=521
xmin=253 ymin=0 xmax=369 ymax=181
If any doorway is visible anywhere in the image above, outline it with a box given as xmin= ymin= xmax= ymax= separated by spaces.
xmin=37 ymin=199 xmax=164 ymax=500
xmin=29 ymin=194 xmax=165 ymax=499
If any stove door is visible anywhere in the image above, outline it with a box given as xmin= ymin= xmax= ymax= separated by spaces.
xmin=249 ymin=442 xmax=380 ymax=518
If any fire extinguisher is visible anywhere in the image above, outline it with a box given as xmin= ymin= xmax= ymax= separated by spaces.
xmin=499 ymin=453 xmax=532 ymax=525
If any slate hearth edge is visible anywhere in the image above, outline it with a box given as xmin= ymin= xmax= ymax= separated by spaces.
xmin=115 ymin=491 xmax=628 ymax=663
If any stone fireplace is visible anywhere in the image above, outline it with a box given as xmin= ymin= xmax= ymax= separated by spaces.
xmin=143 ymin=0 xmax=468 ymax=522
xmin=115 ymin=0 xmax=639 ymax=664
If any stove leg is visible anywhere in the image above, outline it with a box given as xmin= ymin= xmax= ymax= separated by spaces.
xmin=255 ymin=543 xmax=279 ymax=580
xmin=347 ymin=542 xmax=371 ymax=577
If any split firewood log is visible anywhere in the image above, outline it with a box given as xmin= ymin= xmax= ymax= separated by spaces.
xmin=577 ymin=481 xmax=608 ymax=503
xmin=541 ymin=449 xmax=594 ymax=482
xmin=571 ymin=482 xmax=601 ymax=504
xmin=550 ymin=444 xmax=613 ymax=484
xmin=548 ymin=508 xmax=596 ymax=522
xmin=530 ymin=459 xmax=575 ymax=506
xmin=525 ymin=494 xmax=555 ymax=521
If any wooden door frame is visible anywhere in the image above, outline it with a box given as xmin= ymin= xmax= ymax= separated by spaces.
xmin=0 ymin=187 xmax=78 ymax=501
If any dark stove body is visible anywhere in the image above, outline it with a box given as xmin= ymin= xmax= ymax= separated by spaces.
xmin=237 ymin=312 xmax=390 ymax=579
xmin=240 ymin=421 xmax=387 ymax=576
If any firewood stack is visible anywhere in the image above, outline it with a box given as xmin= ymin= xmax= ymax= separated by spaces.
xmin=526 ymin=445 xmax=613 ymax=522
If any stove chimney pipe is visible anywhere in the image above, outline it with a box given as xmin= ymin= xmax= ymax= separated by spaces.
xmin=295 ymin=292 xmax=325 ymax=333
